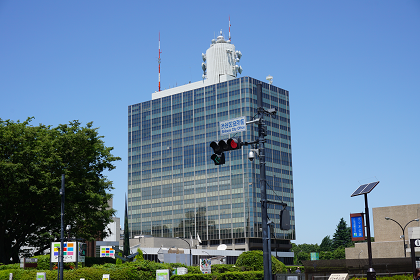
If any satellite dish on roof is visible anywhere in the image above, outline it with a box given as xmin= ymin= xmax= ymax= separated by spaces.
xmin=217 ymin=244 xmax=227 ymax=250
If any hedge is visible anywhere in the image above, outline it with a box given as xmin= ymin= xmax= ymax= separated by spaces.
xmin=172 ymin=271 xmax=264 ymax=280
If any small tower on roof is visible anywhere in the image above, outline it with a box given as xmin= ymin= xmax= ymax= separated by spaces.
xmin=201 ymin=30 xmax=242 ymax=84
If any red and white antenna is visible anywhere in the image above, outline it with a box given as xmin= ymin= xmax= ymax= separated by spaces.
xmin=158 ymin=32 xmax=162 ymax=92
xmin=229 ymin=16 xmax=231 ymax=41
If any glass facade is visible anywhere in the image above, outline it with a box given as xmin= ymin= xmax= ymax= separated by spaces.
xmin=127 ymin=76 xmax=294 ymax=249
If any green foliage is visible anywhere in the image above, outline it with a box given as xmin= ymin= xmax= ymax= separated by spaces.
xmin=350 ymin=276 xmax=413 ymax=280
xmin=172 ymin=271 xmax=264 ymax=280
xmin=134 ymin=248 xmax=144 ymax=261
xmin=285 ymin=266 xmax=305 ymax=273
xmin=116 ymin=252 xmax=123 ymax=265
xmin=33 ymin=255 xmax=50 ymax=270
xmin=85 ymin=256 xmax=115 ymax=267
xmin=235 ymin=250 xmax=286 ymax=274
xmin=291 ymin=243 xmax=320 ymax=254
xmin=294 ymin=251 xmax=310 ymax=265
xmin=0 ymin=263 xmax=19 ymax=270
xmin=319 ymin=251 xmax=333 ymax=260
xmin=0 ymin=118 xmax=121 ymax=264
xmin=211 ymin=264 xmax=241 ymax=273
xmin=123 ymin=198 xmax=130 ymax=258
xmin=320 ymin=235 xmax=333 ymax=252
xmin=332 ymin=246 xmax=345 ymax=259
xmin=332 ymin=218 xmax=353 ymax=249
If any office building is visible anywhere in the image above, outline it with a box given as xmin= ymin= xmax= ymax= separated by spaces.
xmin=127 ymin=31 xmax=294 ymax=263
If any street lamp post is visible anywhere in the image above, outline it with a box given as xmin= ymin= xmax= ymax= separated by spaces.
xmin=177 ymin=237 xmax=192 ymax=266
xmin=385 ymin=217 xmax=419 ymax=257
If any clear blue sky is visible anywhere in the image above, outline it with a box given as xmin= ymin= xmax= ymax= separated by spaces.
xmin=1 ymin=1 xmax=419 ymax=246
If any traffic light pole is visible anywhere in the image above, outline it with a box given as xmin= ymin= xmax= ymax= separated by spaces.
xmin=209 ymin=83 xmax=279 ymax=280
xmin=256 ymin=83 xmax=272 ymax=280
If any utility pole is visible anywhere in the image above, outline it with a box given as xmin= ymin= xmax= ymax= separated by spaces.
xmin=59 ymin=174 xmax=65 ymax=280
xmin=257 ymin=83 xmax=271 ymax=280
xmin=209 ymin=83 xmax=282 ymax=280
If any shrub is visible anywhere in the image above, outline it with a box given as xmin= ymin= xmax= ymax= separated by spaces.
xmin=172 ymin=271 xmax=264 ymax=280
xmin=235 ymin=250 xmax=286 ymax=274
xmin=85 ymin=256 xmax=115 ymax=267
xmin=211 ymin=264 xmax=241 ymax=273
xmin=285 ymin=265 xmax=305 ymax=273
xmin=134 ymin=248 xmax=144 ymax=262
xmin=0 ymin=263 xmax=20 ymax=270
xmin=33 ymin=255 xmax=51 ymax=270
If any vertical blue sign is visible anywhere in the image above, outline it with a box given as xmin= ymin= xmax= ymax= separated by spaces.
xmin=350 ymin=213 xmax=365 ymax=241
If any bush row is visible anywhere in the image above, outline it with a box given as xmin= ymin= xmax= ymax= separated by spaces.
xmin=172 ymin=271 xmax=264 ymax=280
xmin=0 ymin=267 xmax=263 ymax=280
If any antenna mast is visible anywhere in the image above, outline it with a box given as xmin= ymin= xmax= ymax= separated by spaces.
xmin=158 ymin=32 xmax=161 ymax=92
xmin=229 ymin=16 xmax=231 ymax=41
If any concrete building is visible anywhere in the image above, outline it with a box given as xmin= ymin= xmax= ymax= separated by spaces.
xmin=346 ymin=203 xmax=420 ymax=259
xmin=127 ymin=30 xmax=294 ymax=264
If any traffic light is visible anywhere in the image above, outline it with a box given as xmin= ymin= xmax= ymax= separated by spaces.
xmin=210 ymin=137 xmax=242 ymax=153
xmin=80 ymin=243 xmax=87 ymax=256
xmin=211 ymin=153 xmax=225 ymax=165
xmin=210 ymin=138 xmax=242 ymax=165
xmin=280 ymin=208 xmax=290 ymax=230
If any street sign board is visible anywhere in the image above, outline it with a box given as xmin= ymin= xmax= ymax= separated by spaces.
xmin=310 ymin=252 xmax=319 ymax=260
xmin=100 ymin=246 xmax=115 ymax=258
xmin=156 ymin=269 xmax=169 ymax=280
xmin=328 ymin=274 xmax=349 ymax=280
xmin=51 ymin=242 xmax=77 ymax=263
xmin=350 ymin=213 xmax=365 ymax=241
xmin=36 ymin=272 xmax=46 ymax=280
xmin=200 ymin=259 xmax=211 ymax=274
xmin=220 ymin=116 xmax=246 ymax=136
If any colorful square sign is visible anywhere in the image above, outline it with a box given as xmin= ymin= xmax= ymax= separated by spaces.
xmin=100 ymin=246 xmax=115 ymax=258
xmin=50 ymin=242 xmax=77 ymax=262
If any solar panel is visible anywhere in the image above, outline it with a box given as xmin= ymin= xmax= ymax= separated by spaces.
xmin=351 ymin=181 xmax=379 ymax=197
xmin=351 ymin=184 xmax=368 ymax=197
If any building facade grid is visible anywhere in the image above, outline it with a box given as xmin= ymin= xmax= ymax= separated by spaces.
xmin=128 ymin=76 xmax=294 ymax=248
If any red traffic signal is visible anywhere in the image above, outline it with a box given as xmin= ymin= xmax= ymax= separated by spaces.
xmin=227 ymin=138 xmax=242 ymax=150
xmin=210 ymin=137 xmax=242 ymax=153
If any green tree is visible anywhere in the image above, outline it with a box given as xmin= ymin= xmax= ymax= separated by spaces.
xmin=320 ymin=235 xmax=333 ymax=252
xmin=319 ymin=250 xmax=333 ymax=260
xmin=134 ymin=248 xmax=144 ymax=262
xmin=332 ymin=246 xmax=346 ymax=259
xmin=235 ymin=250 xmax=286 ymax=273
xmin=295 ymin=251 xmax=310 ymax=265
xmin=291 ymin=243 xmax=320 ymax=254
xmin=123 ymin=195 xmax=130 ymax=258
xmin=0 ymin=118 xmax=121 ymax=264
xmin=332 ymin=218 xmax=353 ymax=249
xmin=291 ymin=243 xmax=320 ymax=265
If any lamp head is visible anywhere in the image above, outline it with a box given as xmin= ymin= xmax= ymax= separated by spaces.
xmin=385 ymin=217 xmax=390 ymax=220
